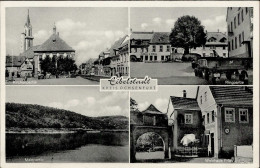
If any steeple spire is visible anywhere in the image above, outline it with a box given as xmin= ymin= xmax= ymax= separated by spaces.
xmin=25 ymin=9 xmax=31 ymax=27
xmin=53 ymin=22 xmax=56 ymax=34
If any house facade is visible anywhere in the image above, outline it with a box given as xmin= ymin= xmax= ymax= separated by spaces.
xmin=168 ymin=91 xmax=204 ymax=155
xmin=196 ymin=86 xmax=253 ymax=158
xmin=130 ymin=31 xmax=171 ymax=62
xmin=95 ymin=35 xmax=129 ymax=77
xmin=190 ymin=31 xmax=228 ymax=58
xmin=227 ymin=7 xmax=253 ymax=58
xmin=148 ymin=32 xmax=171 ymax=62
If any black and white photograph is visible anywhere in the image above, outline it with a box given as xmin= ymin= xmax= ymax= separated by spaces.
xmin=0 ymin=1 xmax=259 ymax=168
xmin=130 ymin=86 xmax=253 ymax=163
xmin=130 ymin=7 xmax=253 ymax=85
xmin=5 ymin=7 xmax=129 ymax=85
xmin=5 ymin=86 xmax=129 ymax=162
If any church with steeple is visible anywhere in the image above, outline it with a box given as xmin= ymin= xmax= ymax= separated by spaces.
xmin=20 ymin=9 xmax=34 ymax=54
xmin=6 ymin=9 xmax=76 ymax=78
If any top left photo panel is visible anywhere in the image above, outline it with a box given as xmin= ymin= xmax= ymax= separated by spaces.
xmin=5 ymin=7 xmax=129 ymax=85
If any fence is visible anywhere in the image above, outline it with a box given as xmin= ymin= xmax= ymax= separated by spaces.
xmin=175 ymin=146 xmax=198 ymax=157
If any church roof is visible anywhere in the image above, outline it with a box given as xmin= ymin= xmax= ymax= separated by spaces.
xmin=35 ymin=33 xmax=75 ymax=52
xmin=20 ymin=45 xmax=40 ymax=59
xmin=142 ymin=104 xmax=164 ymax=114
xmin=209 ymin=86 xmax=253 ymax=106
xmin=6 ymin=56 xmax=26 ymax=67
xmin=170 ymin=96 xmax=200 ymax=110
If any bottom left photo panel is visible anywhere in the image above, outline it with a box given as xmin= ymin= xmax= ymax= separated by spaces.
xmin=5 ymin=86 xmax=130 ymax=163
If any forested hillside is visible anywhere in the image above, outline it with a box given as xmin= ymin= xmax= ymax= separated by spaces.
xmin=6 ymin=103 xmax=128 ymax=130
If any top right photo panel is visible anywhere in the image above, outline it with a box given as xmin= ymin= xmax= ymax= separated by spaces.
xmin=130 ymin=7 xmax=253 ymax=85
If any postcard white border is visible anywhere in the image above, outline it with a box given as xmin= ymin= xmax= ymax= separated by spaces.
xmin=1 ymin=1 xmax=259 ymax=168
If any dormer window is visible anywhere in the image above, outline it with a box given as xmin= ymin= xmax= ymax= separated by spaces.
xmin=220 ymin=37 xmax=227 ymax=43
xmin=208 ymin=37 xmax=216 ymax=42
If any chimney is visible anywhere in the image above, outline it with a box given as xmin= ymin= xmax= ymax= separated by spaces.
xmin=57 ymin=32 xmax=59 ymax=36
xmin=218 ymin=29 xmax=219 ymax=32
xmin=183 ymin=90 xmax=187 ymax=98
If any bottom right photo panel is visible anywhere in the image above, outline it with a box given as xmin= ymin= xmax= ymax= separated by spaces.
xmin=130 ymin=86 xmax=253 ymax=163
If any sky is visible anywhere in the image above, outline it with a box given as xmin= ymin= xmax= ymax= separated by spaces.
xmin=130 ymin=7 xmax=227 ymax=33
xmin=131 ymin=86 xmax=198 ymax=114
xmin=6 ymin=86 xmax=129 ymax=117
xmin=6 ymin=7 xmax=128 ymax=65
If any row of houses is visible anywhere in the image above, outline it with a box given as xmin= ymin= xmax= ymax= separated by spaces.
xmin=130 ymin=30 xmax=229 ymax=62
xmin=131 ymin=86 xmax=253 ymax=160
xmin=80 ymin=35 xmax=130 ymax=77
xmin=130 ymin=7 xmax=254 ymax=62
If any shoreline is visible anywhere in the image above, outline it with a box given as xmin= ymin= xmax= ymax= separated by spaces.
xmin=6 ymin=128 xmax=128 ymax=134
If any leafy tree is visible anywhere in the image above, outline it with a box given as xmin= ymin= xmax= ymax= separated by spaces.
xmin=41 ymin=56 xmax=77 ymax=75
xmin=169 ymin=15 xmax=207 ymax=54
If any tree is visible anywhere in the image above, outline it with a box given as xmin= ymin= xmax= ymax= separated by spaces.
xmin=169 ymin=15 xmax=207 ymax=54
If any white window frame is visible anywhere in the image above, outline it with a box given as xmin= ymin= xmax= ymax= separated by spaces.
xmin=239 ymin=108 xmax=249 ymax=123
xmin=225 ymin=108 xmax=235 ymax=123
xmin=185 ymin=114 xmax=193 ymax=124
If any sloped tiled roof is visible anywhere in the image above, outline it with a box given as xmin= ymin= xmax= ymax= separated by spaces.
xmin=130 ymin=31 xmax=154 ymax=40
xmin=20 ymin=45 xmax=40 ymax=59
xmin=150 ymin=32 xmax=170 ymax=44
xmin=206 ymin=32 xmax=227 ymax=45
xmin=35 ymin=33 xmax=75 ymax=52
xmin=142 ymin=104 xmax=163 ymax=114
xmin=209 ymin=86 xmax=253 ymax=106
xmin=109 ymin=35 xmax=127 ymax=57
xmin=6 ymin=56 xmax=26 ymax=67
xmin=170 ymin=96 xmax=200 ymax=110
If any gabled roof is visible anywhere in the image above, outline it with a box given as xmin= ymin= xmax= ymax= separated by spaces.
xmin=142 ymin=104 xmax=163 ymax=114
xmin=209 ymin=86 xmax=253 ymax=106
xmin=170 ymin=96 xmax=200 ymax=110
xmin=20 ymin=45 xmax=40 ymax=59
xmin=109 ymin=35 xmax=128 ymax=57
xmin=150 ymin=32 xmax=170 ymax=44
xmin=6 ymin=56 xmax=26 ymax=67
xmin=206 ymin=32 xmax=227 ymax=45
xmin=35 ymin=33 xmax=75 ymax=52
xmin=130 ymin=31 xmax=154 ymax=40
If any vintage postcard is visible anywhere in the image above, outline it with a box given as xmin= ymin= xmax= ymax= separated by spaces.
xmin=0 ymin=1 xmax=259 ymax=168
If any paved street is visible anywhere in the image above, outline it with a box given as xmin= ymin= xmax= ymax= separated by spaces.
xmin=6 ymin=76 xmax=99 ymax=85
xmin=130 ymin=62 xmax=253 ymax=85
xmin=131 ymin=62 xmax=209 ymax=85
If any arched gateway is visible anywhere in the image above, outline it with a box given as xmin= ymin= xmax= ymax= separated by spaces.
xmin=130 ymin=104 xmax=172 ymax=162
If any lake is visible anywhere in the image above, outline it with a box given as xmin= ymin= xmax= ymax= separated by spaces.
xmin=6 ymin=131 xmax=129 ymax=163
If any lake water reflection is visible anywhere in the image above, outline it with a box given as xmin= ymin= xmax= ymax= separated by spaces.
xmin=6 ymin=131 xmax=129 ymax=163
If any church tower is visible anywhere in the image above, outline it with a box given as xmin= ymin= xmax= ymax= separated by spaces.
xmin=20 ymin=9 xmax=34 ymax=54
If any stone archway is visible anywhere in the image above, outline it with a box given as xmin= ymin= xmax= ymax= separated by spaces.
xmin=135 ymin=132 xmax=165 ymax=160
xmin=131 ymin=125 xmax=169 ymax=162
